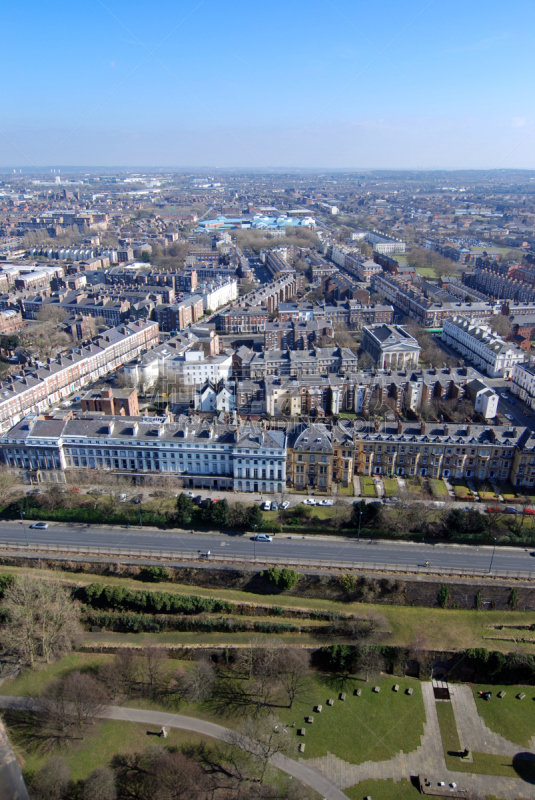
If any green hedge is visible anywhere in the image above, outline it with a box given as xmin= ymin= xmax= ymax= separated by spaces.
xmin=83 ymin=610 xmax=302 ymax=634
xmin=81 ymin=583 xmax=235 ymax=615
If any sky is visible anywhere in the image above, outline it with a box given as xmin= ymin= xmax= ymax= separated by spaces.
xmin=1 ymin=0 xmax=534 ymax=169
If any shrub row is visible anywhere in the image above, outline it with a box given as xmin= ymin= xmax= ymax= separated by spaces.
xmin=83 ymin=611 xmax=302 ymax=635
xmin=80 ymin=583 xmax=235 ymax=615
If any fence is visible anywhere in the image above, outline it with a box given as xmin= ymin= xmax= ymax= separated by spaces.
xmin=0 ymin=540 xmax=533 ymax=580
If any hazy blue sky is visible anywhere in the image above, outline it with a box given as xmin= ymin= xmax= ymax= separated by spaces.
xmin=1 ymin=0 xmax=534 ymax=168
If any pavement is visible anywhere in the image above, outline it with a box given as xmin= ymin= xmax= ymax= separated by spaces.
xmin=0 ymin=519 xmax=534 ymax=576
xmin=0 ymin=718 xmax=29 ymax=800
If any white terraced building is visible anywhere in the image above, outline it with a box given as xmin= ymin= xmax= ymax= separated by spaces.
xmin=1 ymin=415 xmax=287 ymax=493
xmin=442 ymin=316 xmax=526 ymax=379
xmin=511 ymin=362 xmax=535 ymax=409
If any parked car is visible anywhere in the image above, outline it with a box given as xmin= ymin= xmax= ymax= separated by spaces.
xmin=487 ymin=506 xmax=501 ymax=513
xmin=261 ymin=501 xmax=271 ymax=511
xmin=271 ymin=501 xmax=279 ymax=511
xmin=26 ymin=489 xmax=41 ymax=495
xmin=504 ymin=506 xmax=521 ymax=514
xmin=119 ymin=494 xmax=127 ymax=503
xmin=253 ymin=533 xmax=272 ymax=542
xmin=303 ymin=498 xmax=316 ymax=505
xmin=319 ymin=499 xmax=333 ymax=506
xmin=194 ymin=495 xmax=203 ymax=505
xmin=29 ymin=522 xmax=48 ymax=529
xmin=508 ymin=398 xmax=516 ymax=405
xmin=505 ymin=414 xmax=514 ymax=421
xmin=281 ymin=501 xmax=290 ymax=510
xmin=185 ymin=491 xmax=195 ymax=498
xmin=524 ymin=508 xmax=535 ymax=515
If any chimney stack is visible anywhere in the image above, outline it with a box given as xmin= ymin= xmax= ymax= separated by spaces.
xmin=420 ymin=421 xmax=426 ymax=434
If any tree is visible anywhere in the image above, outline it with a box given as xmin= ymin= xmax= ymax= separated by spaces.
xmin=278 ymin=648 xmax=310 ymax=708
xmin=176 ymin=660 xmax=216 ymax=702
xmin=38 ymin=671 xmax=108 ymax=741
xmin=176 ymin=493 xmax=194 ymax=526
xmin=29 ymin=756 xmax=71 ymax=800
xmin=0 ymin=577 xmax=82 ymax=665
xmin=210 ymin=498 xmax=230 ymax=528
xmin=83 ymin=766 xmax=117 ymax=800
xmin=355 ymin=645 xmax=385 ymax=681
xmin=247 ymin=503 xmax=263 ymax=528
xmin=489 ymin=314 xmax=512 ymax=338
xmin=227 ymin=714 xmax=292 ymax=784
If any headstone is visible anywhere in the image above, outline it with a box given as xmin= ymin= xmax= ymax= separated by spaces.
xmin=315 ymin=705 xmax=322 ymax=713
xmin=517 ymin=692 xmax=526 ymax=700
xmin=339 ymin=692 xmax=346 ymax=701
xmin=373 ymin=686 xmax=380 ymax=693
xmin=327 ymin=698 xmax=334 ymax=706
xmin=354 ymin=688 xmax=362 ymax=697
xmin=305 ymin=716 xmax=314 ymax=723
xmin=298 ymin=728 xmax=305 ymax=736
xmin=497 ymin=691 xmax=506 ymax=698
xmin=298 ymin=743 xmax=305 ymax=753
xmin=393 ymin=684 xmax=399 ymax=692
xmin=406 ymin=688 xmax=413 ymax=695
xmin=159 ymin=727 xmax=168 ymax=739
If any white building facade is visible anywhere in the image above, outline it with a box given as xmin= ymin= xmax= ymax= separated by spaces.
xmin=442 ymin=317 xmax=526 ymax=379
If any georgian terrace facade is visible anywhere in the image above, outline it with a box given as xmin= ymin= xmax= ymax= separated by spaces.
xmin=1 ymin=415 xmax=287 ymax=494
xmin=0 ymin=320 xmax=159 ymax=433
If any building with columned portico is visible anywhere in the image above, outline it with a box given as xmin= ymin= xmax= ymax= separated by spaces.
xmin=361 ymin=324 xmax=421 ymax=371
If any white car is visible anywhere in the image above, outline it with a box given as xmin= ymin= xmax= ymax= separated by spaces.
xmin=281 ymin=501 xmax=290 ymax=510
xmin=261 ymin=501 xmax=272 ymax=511
xmin=253 ymin=533 xmax=273 ymax=542
xmin=303 ymin=498 xmax=316 ymax=505
xmin=505 ymin=414 xmax=514 ymax=421
xmin=319 ymin=499 xmax=333 ymax=506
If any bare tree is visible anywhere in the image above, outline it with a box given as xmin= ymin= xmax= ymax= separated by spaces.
xmin=0 ymin=577 xmax=81 ymax=665
xmin=38 ymin=671 xmax=108 ymax=741
xmin=176 ymin=660 xmax=216 ymax=703
xmin=278 ymin=649 xmax=310 ymax=709
xmin=83 ymin=766 xmax=117 ymax=800
xmin=29 ymin=756 xmax=71 ymax=800
xmin=227 ymin=714 xmax=292 ymax=784
xmin=355 ymin=645 xmax=385 ymax=682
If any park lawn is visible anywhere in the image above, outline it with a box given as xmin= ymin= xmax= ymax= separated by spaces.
xmin=382 ymin=478 xmax=399 ymax=497
xmin=0 ymin=653 xmax=113 ymax=697
xmin=278 ymin=675 xmax=425 ymax=766
xmin=471 ymin=684 xmax=535 ymax=747
xmin=415 ymin=266 xmax=437 ymax=278
xmin=346 ymin=778 xmax=421 ymax=799
xmin=428 ymin=479 xmax=448 ymax=498
xmin=15 ymin=718 xmax=209 ymax=782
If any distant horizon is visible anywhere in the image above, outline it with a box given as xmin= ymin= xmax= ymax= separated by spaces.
xmin=2 ymin=166 xmax=535 ymax=175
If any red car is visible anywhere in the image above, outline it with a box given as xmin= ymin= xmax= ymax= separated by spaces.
xmin=524 ymin=508 xmax=535 ymax=515
xmin=487 ymin=506 xmax=501 ymax=514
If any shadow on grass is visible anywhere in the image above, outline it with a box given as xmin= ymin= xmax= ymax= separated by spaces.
xmin=513 ymin=753 xmax=535 ymax=784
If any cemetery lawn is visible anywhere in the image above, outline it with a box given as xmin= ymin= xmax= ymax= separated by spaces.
xmin=278 ymin=675 xmax=425 ymax=765
xmin=346 ymin=778 xmax=421 ymax=799
xmin=471 ymin=685 xmax=535 ymax=747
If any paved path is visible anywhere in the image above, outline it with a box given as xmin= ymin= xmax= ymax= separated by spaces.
xmin=303 ymin=682 xmax=535 ymax=800
xmin=0 ymin=697 xmax=348 ymax=800
xmin=450 ymin=683 xmax=522 ymax=756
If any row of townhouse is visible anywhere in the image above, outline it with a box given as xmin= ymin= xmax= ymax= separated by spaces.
xmin=370 ymin=272 xmax=500 ymax=327
xmin=4 ymin=413 xmax=532 ymax=492
xmin=286 ymin=420 xmax=532 ymax=491
xmin=277 ymin=301 xmax=394 ymax=330
xmin=442 ymin=317 xmax=526 ymax=378
xmin=1 ymin=415 xmax=287 ymax=495
xmin=233 ymin=345 xmax=359 ymax=380
xmin=463 ymin=269 xmax=535 ymax=303
xmin=193 ymin=364 xmax=491 ymax=421
xmin=0 ymin=320 xmax=159 ymax=433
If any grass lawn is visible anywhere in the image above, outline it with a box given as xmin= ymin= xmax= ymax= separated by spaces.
xmin=337 ymin=483 xmax=354 ymax=496
xmin=360 ymin=477 xmax=377 ymax=497
xmin=0 ymin=653 xmax=113 ymax=697
xmin=453 ymin=485 xmax=472 ymax=498
xmin=479 ymin=491 xmax=498 ymax=500
xmin=435 ymin=701 xmax=535 ymax=780
xmin=382 ymin=478 xmax=399 ymax=497
xmin=471 ymin=684 xmax=535 ymax=747
xmin=346 ymin=778 xmax=421 ymax=799
xmin=428 ymin=479 xmax=448 ymax=498
xmin=415 ymin=266 xmax=437 ymax=278
xmin=277 ymin=675 xmax=425 ymax=765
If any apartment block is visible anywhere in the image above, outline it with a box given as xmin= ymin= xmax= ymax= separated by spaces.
xmin=442 ymin=317 xmax=526 ymax=378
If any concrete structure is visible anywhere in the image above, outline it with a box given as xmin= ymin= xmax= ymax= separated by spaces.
xmin=464 ymin=379 xmax=499 ymax=420
xmin=81 ymin=386 xmax=140 ymax=416
xmin=199 ymin=277 xmax=238 ymax=311
xmin=442 ymin=317 xmax=526 ymax=378
xmin=361 ymin=324 xmax=421 ymax=371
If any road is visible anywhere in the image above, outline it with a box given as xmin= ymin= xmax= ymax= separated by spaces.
xmin=1 ymin=520 xmax=534 ymax=574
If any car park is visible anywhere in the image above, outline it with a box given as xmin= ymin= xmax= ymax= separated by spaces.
xmin=253 ymin=533 xmax=272 ymax=542
xmin=29 ymin=522 xmax=48 ymax=529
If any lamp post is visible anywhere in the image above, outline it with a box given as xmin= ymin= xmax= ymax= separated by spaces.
xmin=357 ymin=509 xmax=362 ymax=542
xmin=489 ymin=537 xmax=497 ymax=573
xmin=253 ymin=524 xmax=257 ymax=560
xmin=20 ymin=511 xmax=29 ymax=548
xmin=138 ymin=501 xmax=142 ymax=529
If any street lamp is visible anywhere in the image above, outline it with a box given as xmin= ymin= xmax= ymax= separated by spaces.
xmin=20 ymin=511 xmax=29 ymax=548
xmin=357 ymin=509 xmax=362 ymax=542
xmin=138 ymin=501 xmax=142 ymax=529
xmin=489 ymin=537 xmax=498 ymax=573
xmin=253 ymin=524 xmax=257 ymax=560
